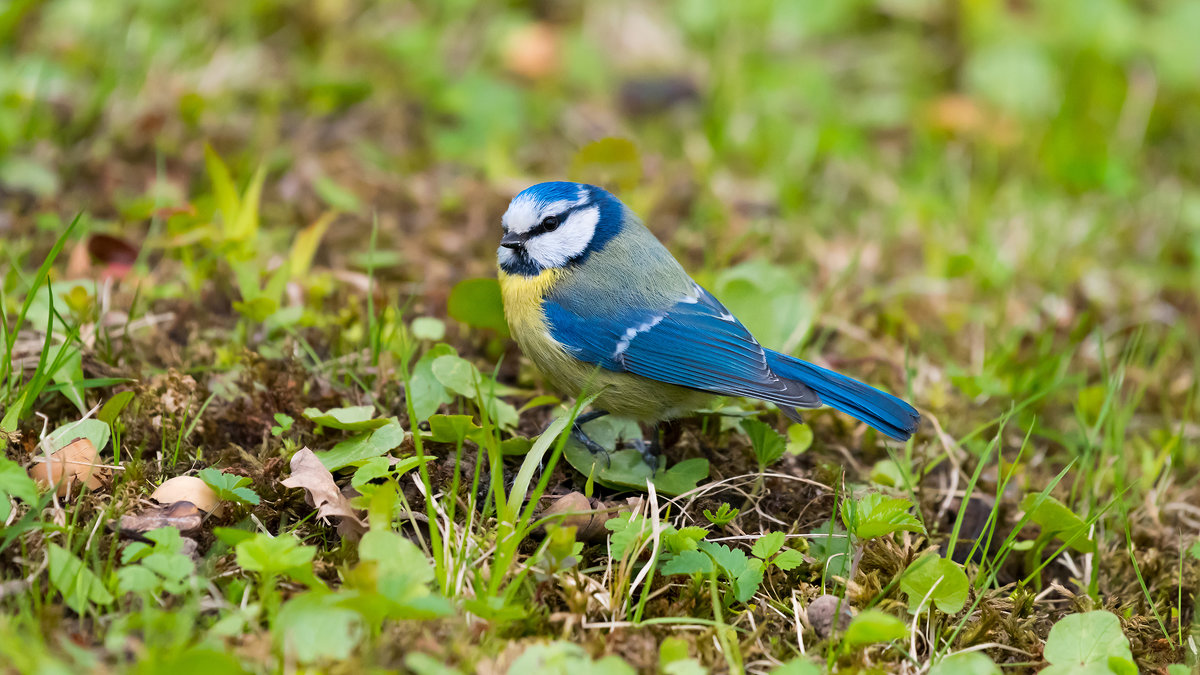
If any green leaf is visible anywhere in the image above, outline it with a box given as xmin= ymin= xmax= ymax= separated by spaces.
xmin=288 ymin=211 xmax=336 ymax=280
xmin=508 ymin=640 xmax=636 ymax=675
xmin=733 ymin=565 xmax=765 ymax=602
xmin=204 ymin=144 xmax=241 ymax=233
xmin=772 ymin=549 xmax=805 ymax=571
xmin=116 ymin=565 xmax=162 ymax=595
xmin=563 ymin=438 xmax=708 ymax=497
xmin=660 ymin=550 xmax=714 ymax=576
xmin=447 ymin=278 xmax=508 ymax=335
xmin=1019 ymin=493 xmax=1095 ymax=553
xmin=843 ymin=610 xmax=907 ymax=648
xmin=276 ymin=591 xmax=364 ymax=664
xmin=842 ymin=493 xmax=926 ymax=539
xmin=313 ymin=175 xmax=361 ymax=212
xmin=350 ymin=457 xmax=392 ymax=487
xmin=235 ymin=534 xmax=315 ymax=579
xmin=316 ymin=419 xmax=407 ymax=471
xmin=409 ymin=344 xmax=456 ymax=422
xmin=870 ymin=459 xmax=909 ymax=488
xmin=47 ymin=544 xmax=114 ymax=614
xmin=198 ymin=467 xmax=261 ymax=505
xmin=97 ymin=391 xmax=135 ymax=425
xmin=431 ymin=354 xmax=480 ymax=398
xmin=703 ymin=503 xmax=739 ymax=526
xmin=1042 ymin=611 xmax=1133 ymax=675
xmin=751 ymin=531 xmax=786 ymax=560
xmin=425 ymin=414 xmax=484 ymax=444
xmin=899 ymin=554 xmax=969 ymax=614
xmin=500 ymin=436 xmax=534 ymax=456
xmin=768 ymin=659 xmax=822 ymax=675
xmin=303 ymin=405 xmax=389 ymax=431
xmin=354 ymin=529 xmax=450 ymax=618
xmin=605 ymin=512 xmax=657 ymax=560
xmin=213 ymin=527 xmax=255 ymax=548
xmin=663 ymin=526 xmax=709 ymax=554
xmin=410 ymin=317 xmax=446 ymax=341
xmin=809 ymin=518 xmax=852 ymax=579
xmin=568 ymin=137 xmax=642 ymax=193
xmin=0 ymin=456 xmax=39 ymax=520
xmin=231 ymin=163 xmax=266 ymax=241
xmin=698 ymin=541 xmax=763 ymax=602
xmin=786 ymin=423 xmax=813 ymax=455
xmin=929 ymin=652 xmax=1001 ymax=675
xmin=46 ymin=418 xmax=111 ymax=454
xmin=741 ymin=418 xmax=786 ymax=468
xmin=406 ymin=653 xmax=465 ymax=675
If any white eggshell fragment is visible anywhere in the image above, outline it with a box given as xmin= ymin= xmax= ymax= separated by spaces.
xmin=29 ymin=438 xmax=107 ymax=497
xmin=151 ymin=476 xmax=221 ymax=514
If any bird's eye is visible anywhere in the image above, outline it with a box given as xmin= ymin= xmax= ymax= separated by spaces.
xmin=540 ymin=215 xmax=559 ymax=232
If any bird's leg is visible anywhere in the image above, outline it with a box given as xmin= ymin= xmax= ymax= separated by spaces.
xmin=568 ymin=410 xmax=610 ymax=457
xmin=623 ymin=423 xmax=662 ymax=473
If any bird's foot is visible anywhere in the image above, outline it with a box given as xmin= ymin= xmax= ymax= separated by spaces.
xmin=568 ymin=410 xmax=612 ymax=468
xmin=622 ymin=426 xmax=662 ymax=473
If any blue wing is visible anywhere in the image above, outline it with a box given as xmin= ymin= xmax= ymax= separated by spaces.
xmin=543 ymin=285 xmax=820 ymax=409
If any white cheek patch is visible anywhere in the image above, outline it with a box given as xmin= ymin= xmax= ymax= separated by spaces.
xmin=524 ymin=205 xmax=599 ymax=268
xmin=502 ymin=194 xmax=539 ymax=234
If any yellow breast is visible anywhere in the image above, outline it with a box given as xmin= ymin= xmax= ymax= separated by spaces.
xmin=497 ymin=267 xmax=562 ymax=336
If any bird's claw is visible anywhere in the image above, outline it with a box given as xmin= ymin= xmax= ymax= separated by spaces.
xmin=622 ymin=437 xmax=662 ymax=473
xmin=570 ymin=422 xmax=612 ymax=468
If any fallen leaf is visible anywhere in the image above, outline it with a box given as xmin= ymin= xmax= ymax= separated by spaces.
xmin=87 ymin=233 xmax=139 ymax=280
xmin=503 ymin=22 xmax=561 ymax=80
xmin=539 ymin=492 xmax=641 ymax=542
xmin=29 ymin=438 xmax=107 ymax=496
xmin=281 ymin=447 xmax=367 ymax=539
xmin=151 ymin=476 xmax=221 ymax=514
xmin=119 ymin=500 xmax=205 ymax=535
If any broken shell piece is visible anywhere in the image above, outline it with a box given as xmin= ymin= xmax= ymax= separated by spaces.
xmin=540 ymin=491 xmax=612 ymax=542
xmin=29 ymin=438 xmax=107 ymax=496
xmin=151 ymin=476 xmax=221 ymax=515
xmin=119 ymin=500 xmax=205 ymax=535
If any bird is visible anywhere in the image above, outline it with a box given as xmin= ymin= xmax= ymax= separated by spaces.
xmin=496 ymin=181 xmax=919 ymax=466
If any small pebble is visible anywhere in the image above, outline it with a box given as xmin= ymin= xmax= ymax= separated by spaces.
xmin=807 ymin=594 xmax=853 ymax=639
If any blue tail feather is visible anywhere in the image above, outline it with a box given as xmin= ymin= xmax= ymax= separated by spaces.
xmin=766 ymin=351 xmax=920 ymax=441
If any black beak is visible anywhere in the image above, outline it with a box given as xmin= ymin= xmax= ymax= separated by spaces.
xmin=500 ymin=231 xmax=523 ymax=250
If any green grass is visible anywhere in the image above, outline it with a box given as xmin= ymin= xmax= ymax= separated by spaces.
xmin=2 ymin=0 xmax=1199 ymax=673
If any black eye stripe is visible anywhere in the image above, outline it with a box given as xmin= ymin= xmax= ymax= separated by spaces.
xmin=532 ymin=202 xmax=589 ymax=236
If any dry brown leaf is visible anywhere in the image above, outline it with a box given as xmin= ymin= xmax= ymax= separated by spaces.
xmin=151 ymin=476 xmax=221 ymax=514
xmin=119 ymin=500 xmax=206 ymax=535
xmin=281 ymin=447 xmax=367 ymax=539
xmin=539 ymin=491 xmax=621 ymax=542
xmin=502 ymin=22 xmax=561 ymax=80
xmin=29 ymin=438 xmax=107 ymax=496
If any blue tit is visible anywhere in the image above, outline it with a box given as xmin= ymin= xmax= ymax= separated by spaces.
xmin=496 ymin=181 xmax=919 ymax=461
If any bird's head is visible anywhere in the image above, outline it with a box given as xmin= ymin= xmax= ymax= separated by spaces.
xmin=498 ymin=181 xmax=624 ymax=276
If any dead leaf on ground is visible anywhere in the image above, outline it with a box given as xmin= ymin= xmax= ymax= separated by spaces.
xmin=119 ymin=500 xmax=206 ymax=535
xmin=151 ymin=476 xmax=222 ymax=515
xmin=29 ymin=438 xmax=107 ymax=496
xmin=281 ymin=447 xmax=367 ymax=539
xmin=538 ymin=492 xmax=641 ymax=542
